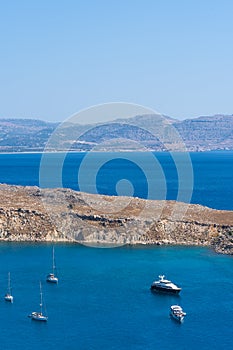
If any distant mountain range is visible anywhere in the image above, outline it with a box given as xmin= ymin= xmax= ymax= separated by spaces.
xmin=0 ymin=114 xmax=232 ymax=152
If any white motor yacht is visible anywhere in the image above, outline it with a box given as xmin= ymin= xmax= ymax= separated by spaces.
xmin=170 ymin=305 xmax=186 ymax=322
xmin=150 ymin=275 xmax=181 ymax=294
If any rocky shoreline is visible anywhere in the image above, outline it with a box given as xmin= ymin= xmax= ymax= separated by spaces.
xmin=0 ymin=184 xmax=233 ymax=254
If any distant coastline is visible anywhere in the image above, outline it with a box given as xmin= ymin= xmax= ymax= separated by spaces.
xmin=0 ymin=149 xmax=233 ymax=155
xmin=0 ymin=114 xmax=233 ymax=152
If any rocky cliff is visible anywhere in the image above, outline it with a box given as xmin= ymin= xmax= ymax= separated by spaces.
xmin=0 ymin=184 xmax=232 ymax=254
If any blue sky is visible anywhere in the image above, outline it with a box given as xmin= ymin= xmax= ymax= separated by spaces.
xmin=0 ymin=0 xmax=233 ymax=122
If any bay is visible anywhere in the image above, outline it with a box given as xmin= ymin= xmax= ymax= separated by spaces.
xmin=0 ymin=243 xmax=232 ymax=350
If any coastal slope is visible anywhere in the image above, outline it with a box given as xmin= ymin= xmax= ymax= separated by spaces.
xmin=0 ymin=184 xmax=232 ymax=254
xmin=0 ymin=114 xmax=233 ymax=152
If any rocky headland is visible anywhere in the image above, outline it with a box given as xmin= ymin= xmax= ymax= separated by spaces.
xmin=0 ymin=184 xmax=232 ymax=254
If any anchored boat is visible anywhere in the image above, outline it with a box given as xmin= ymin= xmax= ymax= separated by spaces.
xmin=28 ymin=282 xmax=48 ymax=322
xmin=46 ymin=246 xmax=58 ymax=284
xmin=150 ymin=275 xmax=181 ymax=294
xmin=4 ymin=272 xmax=13 ymax=303
xmin=170 ymin=305 xmax=186 ymax=322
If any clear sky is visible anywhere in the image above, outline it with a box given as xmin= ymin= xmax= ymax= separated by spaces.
xmin=0 ymin=0 xmax=233 ymax=122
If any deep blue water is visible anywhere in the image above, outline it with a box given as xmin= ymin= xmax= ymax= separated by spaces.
xmin=0 ymin=243 xmax=232 ymax=350
xmin=0 ymin=152 xmax=232 ymax=349
xmin=0 ymin=151 xmax=232 ymax=210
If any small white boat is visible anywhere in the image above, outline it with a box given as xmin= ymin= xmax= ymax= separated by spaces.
xmin=170 ymin=305 xmax=186 ymax=323
xmin=4 ymin=272 xmax=13 ymax=303
xmin=30 ymin=311 xmax=48 ymax=322
xmin=151 ymin=275 xmax=181 ymax=294
xmin=46 ymin=273 xmax=58 ymax=283
xmin=46 ymin=246 xmax=58 ymax=284
xmin=28 ymin=282 xmax=48 ymax=322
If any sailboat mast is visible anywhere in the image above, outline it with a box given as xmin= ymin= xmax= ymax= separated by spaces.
xmin=52 ymin=246 xmax=55 ymax=273
xmin=39 ymin=282 xmax=43 ymax=314
xmin=8 ymin=272 xmax=11 ymax=294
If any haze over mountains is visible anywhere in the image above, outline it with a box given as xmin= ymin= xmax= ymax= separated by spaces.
xmin=0 ymin=114 xmax=232 ymax=152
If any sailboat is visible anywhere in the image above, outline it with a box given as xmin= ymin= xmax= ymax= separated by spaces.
xmin=4 ymin=272 xmax=13 ymax=303
xmin=46 ymin=246 xmax=58 ymax=284
xmin=28 ymin=282 xmax=48 ymax=322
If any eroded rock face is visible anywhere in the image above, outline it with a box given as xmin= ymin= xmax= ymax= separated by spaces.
xmin=0 ymin=184 xmax=232 ymax=254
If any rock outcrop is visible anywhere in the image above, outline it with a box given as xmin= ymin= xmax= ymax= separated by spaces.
xmin=0 ymin=184 xmax=232 ymax=254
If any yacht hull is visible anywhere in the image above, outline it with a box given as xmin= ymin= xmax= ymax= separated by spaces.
xmin=170 ymin=305 xmax=186 ymax=323
xmin=151 ymin=285 xmax=181 ymax=294
xmin=170 ymin=313 xmax=184 ymax=322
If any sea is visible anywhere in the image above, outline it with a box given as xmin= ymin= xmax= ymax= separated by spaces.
xmin=0 ymin=151 xmax=232 ymax=350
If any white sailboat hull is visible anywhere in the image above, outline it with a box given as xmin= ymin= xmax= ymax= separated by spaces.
xmin=5 ymin=272 xmax=13 ymax=303
xmin=46 ymin=274 xmax=58 ymax=283
xmin=5 ymin=294 xmax=13 ymax=303
xmin=29 ymin=282 xmax=48 ymax=322
xmin=30 ymin=312 xmax=48 ymax=322
xmin=47 ymin=247 xmax=59 ymax=283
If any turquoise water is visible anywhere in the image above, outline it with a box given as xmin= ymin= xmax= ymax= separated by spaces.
xmin=0 ymin=243 xmax=232 ymax=350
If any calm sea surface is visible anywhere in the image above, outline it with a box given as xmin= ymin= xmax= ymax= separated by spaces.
xmin=0 ymin=152 xmax=232 ymax=349
xmin=0 ymin=151 xmax=232 ymax=210
xmin=0 ymin=244 xmax=232 ymax=350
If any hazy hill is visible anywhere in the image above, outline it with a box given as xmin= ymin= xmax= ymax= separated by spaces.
xmin=174 ymin=115 xmax=233 ymax=151
xmin=0 ymin=114 xmax=232 ymax=152
xmin=0 ymin=119 xmax=59 ymax=152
